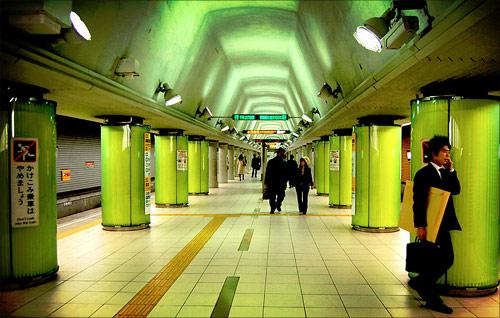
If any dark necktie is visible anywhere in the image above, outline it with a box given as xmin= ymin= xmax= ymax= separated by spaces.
xmin=439 ymin=168 xmax=446 ymax=180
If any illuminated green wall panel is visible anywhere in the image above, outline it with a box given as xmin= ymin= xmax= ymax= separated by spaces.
xmin=101 ymin=124 xmax=150 ymax=228
xmin=188 ymin=140 xmax=209 ymax=194
xmin=155 ymin=134 xmax=188 ymax=206
xmin=353 ymin=125 xmax=401 ymax=230
xmin=329 ymin=134 xmax=352 ymax=207
xmin=1 ymin=98 xmax=58 ymax=281
xmin=411 ymin=97 xmax=499 ymax=291
xmin=314 ymin=140 xmax=329 ymax=195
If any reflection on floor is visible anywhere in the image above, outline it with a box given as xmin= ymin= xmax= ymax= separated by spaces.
xmin=1 ymin=178 xmax=498 ymax=317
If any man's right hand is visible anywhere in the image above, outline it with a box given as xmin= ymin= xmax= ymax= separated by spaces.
xmin=416 ymin=227 xmax=427 ymax=240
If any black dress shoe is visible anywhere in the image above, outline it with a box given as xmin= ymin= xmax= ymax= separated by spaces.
xmin=270 ymin=211 xmax=275 ymax=214
xmin=277 ymin=207 xmax=281 ymax=212
xmin=426 ymin=300 xmax=453 ymax=314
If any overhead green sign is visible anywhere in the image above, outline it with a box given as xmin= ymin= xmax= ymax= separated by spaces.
xmin=233 ymin=114 xmax=288 ymax=121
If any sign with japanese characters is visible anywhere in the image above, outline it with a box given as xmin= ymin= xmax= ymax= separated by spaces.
xmin=61 ymin=169 xmax=71 ymax=181
xmin=144 ymin=133 xmax=151 ymax=214
xmin=177 ymin=150 xmax=187 ymax=171
xmin=10 ymin=138 xmax=39 ymax=228
xmin=330 ymin=150 xmax=340 ymax=171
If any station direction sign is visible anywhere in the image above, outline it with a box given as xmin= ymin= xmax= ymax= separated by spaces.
xmin=253 ymin=139 xmax=287 ymax=143
xmin=243 ymin=130 xmax=290 ymax=134
xmin=233 ymin=114 xmax=288 ymax=121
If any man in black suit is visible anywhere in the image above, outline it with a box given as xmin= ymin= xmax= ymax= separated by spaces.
xmin=411 ymin=135 xmax=461 ymax=314
xmin=264 ymin=148 xmax=288 ymax=214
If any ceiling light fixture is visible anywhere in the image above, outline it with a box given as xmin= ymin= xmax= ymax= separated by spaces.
xmin=354 ymin=0 xmax=432 ymax=52
xmin=302 ymin=113 xmax=313 ymax=123
xmin=239 ymin=135 xmax=246 ymax=141
xmin=292 ymin=132 xmax=299 ymax=138
xmin=195 ymin=105 xmax=213 ymax=120
xmin=318 ymin=82 xmax=343 ymax=102
xmin=69 ymin=11 xmax=91 ymax=41
xmin=156 ymin=83 xmax=182 ymax=106
xmin=221 ymin=125 xmax=230 ymax=132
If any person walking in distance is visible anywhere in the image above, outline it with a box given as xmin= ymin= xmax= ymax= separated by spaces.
xmin=237 ymin=154 xmax=245 ymax=181
xmin=264 ymin=148 xmax=288 ymax=214
xmin=295 ymin=157 xmax=313 ymax=214
xmin=251 ymin=153 xmax=261 ymax=178
xmin=410 ymin=135 xmax=461 ymax=314
xmin=287 ymin=154 xmax=298 ymax=188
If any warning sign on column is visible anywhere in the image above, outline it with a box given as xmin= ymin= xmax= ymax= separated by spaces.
xmin=144 ymin=133 xmax=151 ymax=215
xmin=11 ymin=138 xmax=39 ymax=228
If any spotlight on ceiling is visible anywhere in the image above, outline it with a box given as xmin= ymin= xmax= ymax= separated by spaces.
xmin=354 ymin=0 xmax=431 ymax=52
xmin=215 ymin=119 xmax=229 ymax=132
xmin=302 ymin=113 xmax=313 ymax=123
xmin=318 ymin=82 xmax=343 ymax=102
xmin=156 ymin=83 xmax=182 ymax=106
xmin=239 ymin=135 xmax=247 ymax=141
xmin=302 ymin=108 xmax=321 ymax=123
xmin=195 ymin=105 xmax=213 ymax=120
xmin=292 ymin=132 xmax=299 ymax=138
xmin=68 ymin=11 xmax=91 ymax=41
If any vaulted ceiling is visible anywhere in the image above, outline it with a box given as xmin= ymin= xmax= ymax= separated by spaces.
xmin=1 ymin=0 xmax=499 ymax=149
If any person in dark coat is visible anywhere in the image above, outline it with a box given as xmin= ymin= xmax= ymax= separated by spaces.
xmin=251 ymin=153 xmax=261 ymax=178
xmin=295 ymin=157 xmax=313 ymax=214
xmin=287 ymin=155 xmax=298 ymax=188
xmin=264 ymin=148 xmax=288 ymax=214
xmin=410 ymin=135 xmax=461 ymax=314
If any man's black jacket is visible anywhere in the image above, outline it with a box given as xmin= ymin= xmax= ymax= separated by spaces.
xmin=413 ymin=164 xmax=461 ymax=231
xmin=264 ymin=156 xmax=288 ymax=190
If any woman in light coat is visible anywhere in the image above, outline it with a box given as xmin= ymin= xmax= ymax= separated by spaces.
xmin=237 ymin=154 xmax=246 ymax=181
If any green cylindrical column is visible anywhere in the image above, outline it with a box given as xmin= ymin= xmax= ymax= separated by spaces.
xmin=329 ymin=129 xmax=353 ymax=208
xmin=353 ymin=122 xmax=401 ymax=232
xmin=101 ymin=119 xmax=151 ymax=230
xmin=1 ymin=87 xmax=58 ymax=289
xmin=188 ymin=138 xmax=209 ymax=195
xmin=314 ymin=137 xmax=330 ymax=195
xmin=155 ymin=131 xmax=188 ymax=207
xmin=411 ymin=97 xmax=499 ymax=295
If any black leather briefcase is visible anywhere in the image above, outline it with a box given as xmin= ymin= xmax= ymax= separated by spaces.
xmin=406 ymin=239 xmax=443 ymax=273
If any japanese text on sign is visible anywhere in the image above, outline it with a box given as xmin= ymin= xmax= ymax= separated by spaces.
xmin=144 ymin=133 xmax=151 ymax=215
xmin=11 ymin=138 xmax=39 ymax=228
xmin=330 ymin=150 xmax=340 ymax=171
xmin=177 ymin=150 xmax=187 ymax=171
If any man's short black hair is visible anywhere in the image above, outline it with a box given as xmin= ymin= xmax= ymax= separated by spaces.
xmin=428 ymin=135 xmax=451 ymax=156
xmin=290 ymin=154 xmax=294 ymax=159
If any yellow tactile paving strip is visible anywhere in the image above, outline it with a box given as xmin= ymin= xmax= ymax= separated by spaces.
xmin=57 ymin=219 xmax=102 ymax=240
xmin=114 ymin=217 xmax=227 ymax=318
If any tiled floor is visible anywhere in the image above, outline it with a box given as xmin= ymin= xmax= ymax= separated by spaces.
xmin=1 ymin=178 xmax=498 ymax=317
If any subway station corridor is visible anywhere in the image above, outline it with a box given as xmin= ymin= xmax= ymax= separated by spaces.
xmin=1 ymin=178 xmax=498 ymax=317
xmin=1 ymin=0 xmax=499 ymax=317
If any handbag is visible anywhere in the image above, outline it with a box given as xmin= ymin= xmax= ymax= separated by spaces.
xmin=405 ymin=238 xmax=443 ymax=273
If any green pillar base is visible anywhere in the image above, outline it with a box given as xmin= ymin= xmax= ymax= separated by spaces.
xmin=189 ymin=192 xmax=209 ymax=196
xmin=0 ymin=266 xmax=58 ymax=291
xmin=329 ymin=204 xmax=352 ymax=209
xmin=156 ymin=203 xmax=189 ymax=208
xmin=102 ymin=224 xmax=150 ymax=231
xmin=317 ymin=193 xmax=329 ymax=196
xmin=352 ymin=225 xmax=399 ymax=233
xmin=437 ymin=283 xmax=498 ymax=297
